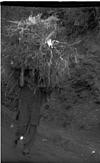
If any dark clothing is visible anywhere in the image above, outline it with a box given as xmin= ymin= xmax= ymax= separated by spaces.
xmin=15 ymin=86 xmax=44 ymax=143
xmin=18 ymin=86 xmax=42 ymax=126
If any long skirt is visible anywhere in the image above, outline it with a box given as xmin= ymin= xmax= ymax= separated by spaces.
xmin=15 ymin=86 xmax=44 ymax=150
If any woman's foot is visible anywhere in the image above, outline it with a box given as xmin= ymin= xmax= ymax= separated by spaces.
xmin=22 ymin=148 xmax=31 ymax=157
xmin=13 ymin=138 xmax=24 ymax=151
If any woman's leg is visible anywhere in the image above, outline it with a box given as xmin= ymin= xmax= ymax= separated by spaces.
xmin=14 ymin=123 xmax=28 ymax=148
xmin=23 ymin=124 xmax=37 ymax=154
xmin=14 ymin=102 xmax=29 ymax=147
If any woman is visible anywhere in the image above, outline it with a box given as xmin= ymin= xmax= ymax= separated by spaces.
xmin=14 ymin=85 xmax=45 ymax=155
xmin=14 ymin=67 xmax=48 ymax=155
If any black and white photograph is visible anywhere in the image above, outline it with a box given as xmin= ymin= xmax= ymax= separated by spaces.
xmin=1 ymin=2 xmax=100 ymax=163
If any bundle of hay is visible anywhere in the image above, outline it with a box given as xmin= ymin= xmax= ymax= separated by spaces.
xmin=1 ymin=13 xmax=80 ymax=110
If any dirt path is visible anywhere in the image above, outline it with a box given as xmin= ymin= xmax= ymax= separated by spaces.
xmin=2 ymin=115 xmax=100 ymax=163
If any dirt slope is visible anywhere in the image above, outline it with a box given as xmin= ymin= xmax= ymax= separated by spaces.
xmin=2 ymin=114 xmax=100 ymax=163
